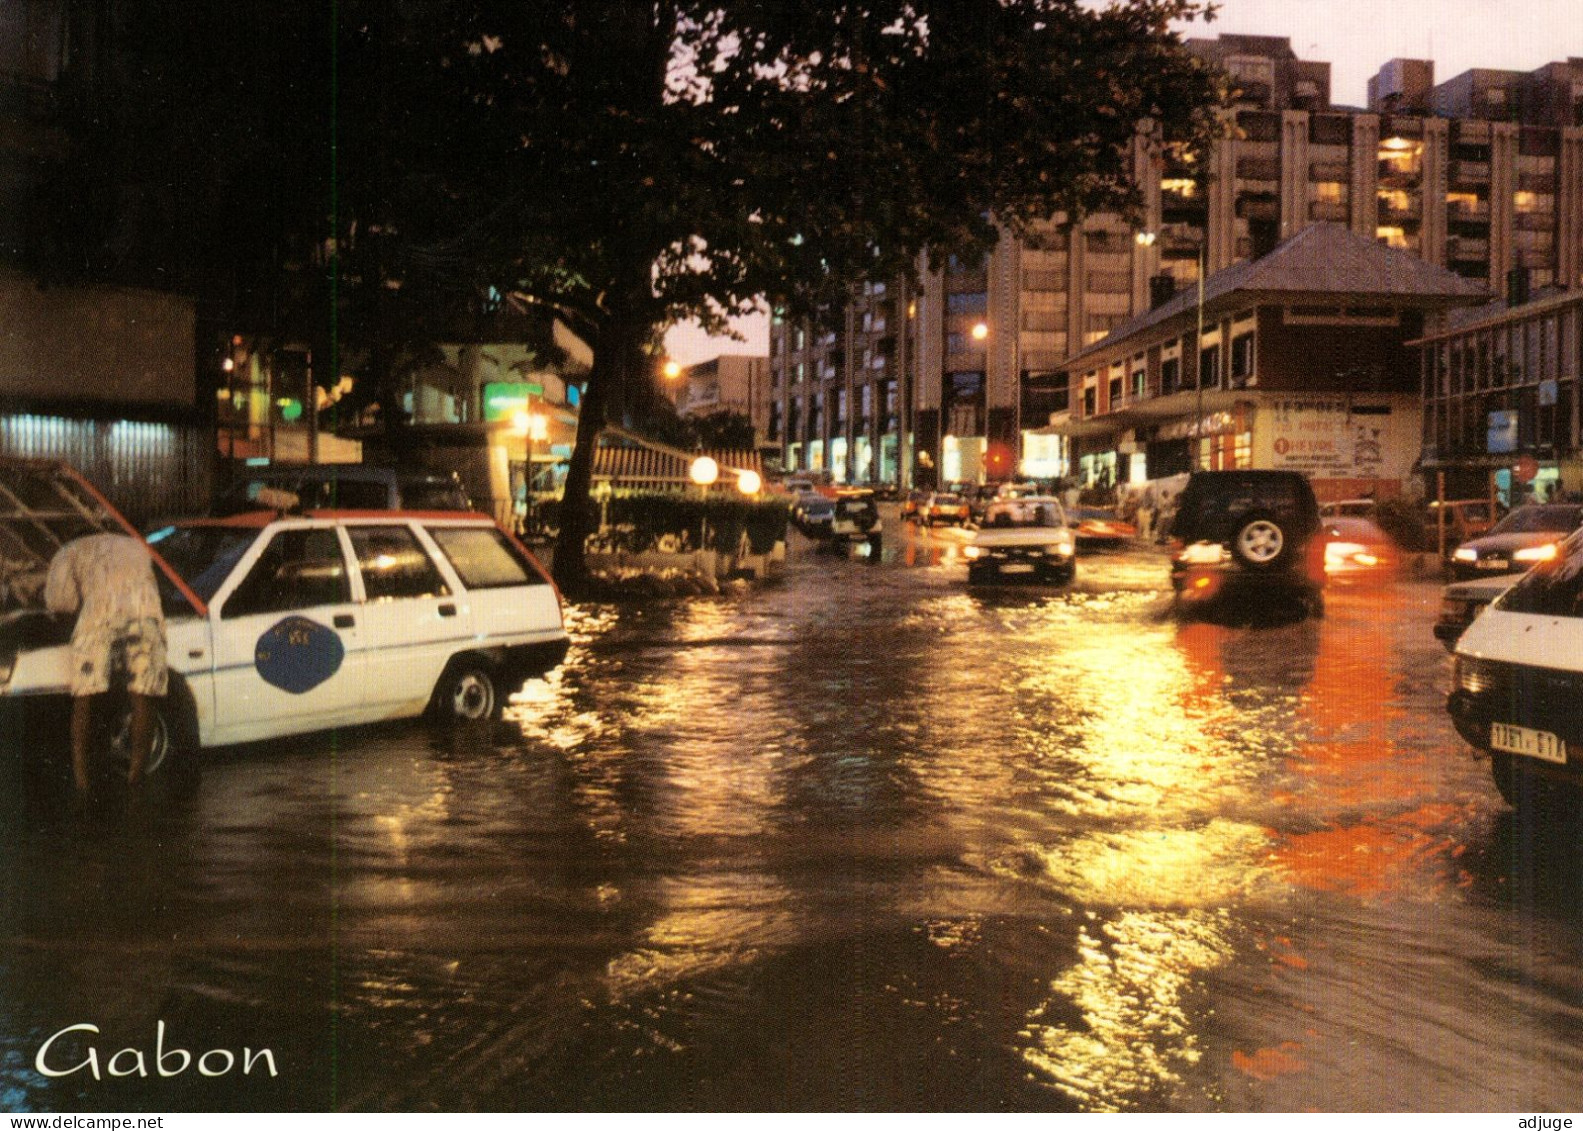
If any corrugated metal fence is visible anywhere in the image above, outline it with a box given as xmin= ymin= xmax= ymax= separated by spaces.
xmin=0 ymin=412 xmax=211 ymax=526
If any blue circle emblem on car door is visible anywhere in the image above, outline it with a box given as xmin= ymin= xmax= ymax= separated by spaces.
xmin=255 ymin=614 xmax=346 ymax=694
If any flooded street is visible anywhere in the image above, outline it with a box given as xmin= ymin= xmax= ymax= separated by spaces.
xmin=3 ymin=527 xmax=1582 ymax=1112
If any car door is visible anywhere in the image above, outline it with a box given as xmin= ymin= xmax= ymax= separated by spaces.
xmin=208 ymin=523 xmax=370 ymax=745
xmin=343 ymin=521 xmax=470 ymax=716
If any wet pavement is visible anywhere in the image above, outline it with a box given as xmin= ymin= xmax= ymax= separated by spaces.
xmin=2 ymin=524 xmax=1582 ymax=1112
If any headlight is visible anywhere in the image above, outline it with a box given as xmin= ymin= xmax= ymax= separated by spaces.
xmin=1047 ymin=542 xmax=1074 ymax=557
xmin=1453 ymin=547 xmax=1477 ymax=562
xmin=1453 ymin=655 xmax=1502 ymax=696
xmin=963 ymin=545 xmax=982 ymax=559
xmin=1178 ymin=541 xmax=1227 ymax=565
xmin=1514 ymin=543 xmax=1558 ymax=563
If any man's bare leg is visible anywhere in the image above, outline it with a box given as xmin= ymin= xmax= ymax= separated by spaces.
xmin=127 ymin=693 xmax=154 ymax=786
xmin=70 ymin=695 xmax=93 ymax=791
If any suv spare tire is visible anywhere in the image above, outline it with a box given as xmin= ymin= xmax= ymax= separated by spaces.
xmin=1231 ymin=512 xmax=1290 ymax=569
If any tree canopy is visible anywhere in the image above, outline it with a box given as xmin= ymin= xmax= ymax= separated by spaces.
xmin=37 ymin=0 xmax=1226 ymax=594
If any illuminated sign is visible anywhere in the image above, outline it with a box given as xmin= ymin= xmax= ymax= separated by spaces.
xmin=482 ymin=382 xmax=545 ymax=423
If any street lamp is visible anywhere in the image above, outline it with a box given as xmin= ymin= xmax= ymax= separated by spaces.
xmin=1136 ymin=227 xmax=1207 ymax=469
xmin=689 ymin=455 xmax=720 ymax=552
xmin=513 ymin=408 xmax=549 ymax=535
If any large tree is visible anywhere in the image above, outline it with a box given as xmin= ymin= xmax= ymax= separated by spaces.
xmin=434 ymin=0 xmax=1224 ymax=592
xmin=46 ymin=1 xmax=1223 ymax=593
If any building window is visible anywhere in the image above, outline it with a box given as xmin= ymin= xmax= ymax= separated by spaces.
xmin=1160 ymin=356 xmax=1181 ymax=393
xmin=1198 ymin=343 xmax=1220 ymax=387
xmin=1108 ymin=374 xmax=1123 ymax=409
xmin=946 ymin=292 xmax=988 ymax=315
xmin=1230 ymin=333 xmax=1255 ymax=385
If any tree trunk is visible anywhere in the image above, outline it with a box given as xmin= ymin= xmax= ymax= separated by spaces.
xmin=551 ymin=306 xmax=648 ymax=596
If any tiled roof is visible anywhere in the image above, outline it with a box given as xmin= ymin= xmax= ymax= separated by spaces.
xmin=1066 ymin=223 xmax=1490 ymax=367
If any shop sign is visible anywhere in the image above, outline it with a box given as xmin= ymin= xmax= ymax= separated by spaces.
xmin=1486 ymin=410 xmax=1519 ymax=455
xmin=1268 ymin=398 xmax=1386 ymax=476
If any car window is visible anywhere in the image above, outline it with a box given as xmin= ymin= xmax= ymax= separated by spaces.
xmin=349 ymin=525 xmax=451 ymax=601
xmin=223 ymin=528 xmax=350 ymax=619
xmin=1498 ymin=531 xmax=1583 ymax=617
xmin=146 ymin=525 xmax=259 ymax=603
xmin=426 ymin=525 xmax=543 ymax=589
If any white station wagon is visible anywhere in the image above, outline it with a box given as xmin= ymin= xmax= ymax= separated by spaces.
xmin=0 ymin=461 xmax=569 ymax=773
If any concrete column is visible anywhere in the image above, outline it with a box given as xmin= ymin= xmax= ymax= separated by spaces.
xmin=1350 ymin=112 xmax=1380 ymax=239
xmin=1558 ymin=128 xmax=1583 ymax=290
xmin=1420 ymin=118 xmax=1450 ymax=267
xmin=1132 ymin=133 xmax=1163 ymax=313
xmin=1489 ymin=122 xmax=1519 ymax=297
xmin=1208 ymin=112 xmax=1240 ymax=272
xmin=1281 ymin=110 xmax=1311 ymax=240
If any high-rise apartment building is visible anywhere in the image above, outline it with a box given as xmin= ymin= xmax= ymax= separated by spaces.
xmin=765 ymin=35 xmax=1583 ymax=491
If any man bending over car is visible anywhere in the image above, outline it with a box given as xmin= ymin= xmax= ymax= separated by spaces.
xmin=45 ymin=533 xmax=168 ymax=791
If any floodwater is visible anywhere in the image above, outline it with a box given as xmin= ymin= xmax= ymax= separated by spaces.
xmin=2 ymin=527 xmax=1582 ymax=1112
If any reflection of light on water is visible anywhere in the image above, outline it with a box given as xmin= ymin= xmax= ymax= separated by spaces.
xmin=1021 ymin=910 xmax=1234 ymax=1111
xmin=1028 ymin=821 xmax=1274 ymax=907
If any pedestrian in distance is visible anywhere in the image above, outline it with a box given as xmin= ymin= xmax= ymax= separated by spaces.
xmin=44 ymin=533 xmax=169 ymax=791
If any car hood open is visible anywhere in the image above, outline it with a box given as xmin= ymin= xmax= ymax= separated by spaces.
xmin=0 ymin=458 xmax=204 ymax=615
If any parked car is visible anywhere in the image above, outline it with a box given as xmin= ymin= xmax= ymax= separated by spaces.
xmin=1321 ymin=515 xmax=1399 ymax=583
xmin=900 ymin=490 xmax=931 ymax=524
xmin=963 ymin=497 xmax=1076 ymax=585
xmin=828 ymin=491 xmax=883 ymax=556
xmin=1433 ymin=573 xmax=1516 ymax=650
xmin=0 ymin=475 xmax=569 ymax=775
xmin=1425 ymin=498 xmax=1497 ymax=548
xmin=920 ymin=493 xmax=971 ymax=527
xmin=1446 ymin=503 xmax=1583 ymax=580
xmin=791 ymin=493 xmax=836 ymax=538
xmin=1070 ymin=506 xmax=1137 ymax=550
xmin=1169 ymin=470 xmax=1327 ymax=617
xmin=1448 ymin=527 xmax=1583 ymax=806
xmin=214 ymin=465 xmax=473 ymax=515
xmin=1319 ymin=498 xmax=1378 ymax=520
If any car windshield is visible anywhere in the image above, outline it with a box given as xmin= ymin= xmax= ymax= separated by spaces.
xmin=145 ymin=524 xmax=259 ymax=609
xmin=1489 ymin=504 xmax=1583 ymax=535
xmin=1498 ymin=529 xmax=1583 ymax=617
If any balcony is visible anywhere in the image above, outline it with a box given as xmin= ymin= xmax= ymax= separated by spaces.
xmin=1450 ymin=160 xmax=1491 ymax=186
xmin=1309 ymin=201 xmax=1350 ymax=223
xmin=1448 ymin=198 xmax=1490 ymax=220
xmin=1446 ymin=235 xmax=1490 ymax=262
xmin=1310 ymin=160 xmax=1351 ymax=182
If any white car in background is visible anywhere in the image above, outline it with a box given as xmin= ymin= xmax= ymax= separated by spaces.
xmin=962 ymin=497 xmax=1076 ymax=585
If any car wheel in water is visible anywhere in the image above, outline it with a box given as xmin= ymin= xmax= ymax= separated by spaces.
xmin=1231 ymin=513 xmax=1289 ymax=569
xmin=434 ymin=661 xmax=502 ymax=723
xmin=100 ymin=684 xmax=195 ymax=780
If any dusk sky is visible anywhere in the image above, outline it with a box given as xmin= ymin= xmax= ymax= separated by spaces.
xmin=663 ymin=0 xmax=1582 ymax=366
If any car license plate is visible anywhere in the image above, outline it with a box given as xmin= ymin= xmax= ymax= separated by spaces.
xmin=1491 ymin=722 xmax=1567 ymax=764
xmin=1000 ymin=562 xmax=1035 ymax=574
xmin=1475 ymin=559 xmax=1507 ymax=570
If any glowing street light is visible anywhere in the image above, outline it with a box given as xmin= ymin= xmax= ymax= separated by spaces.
xmin=735 ymin=469 xmax=762 ymax=496
xmin=971 ymin=321 xmax=990 ymax=342
xmin=689 ymin=456 xmax=720 ymax=487
xmin=663 ymin=360 xmax=683 ymax=381
xmin=514 ymin=409 xmax=549 ymax=535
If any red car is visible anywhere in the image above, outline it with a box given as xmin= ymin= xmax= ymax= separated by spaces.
xmin=1071 ymin=506 xmax=1137 ymax=549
